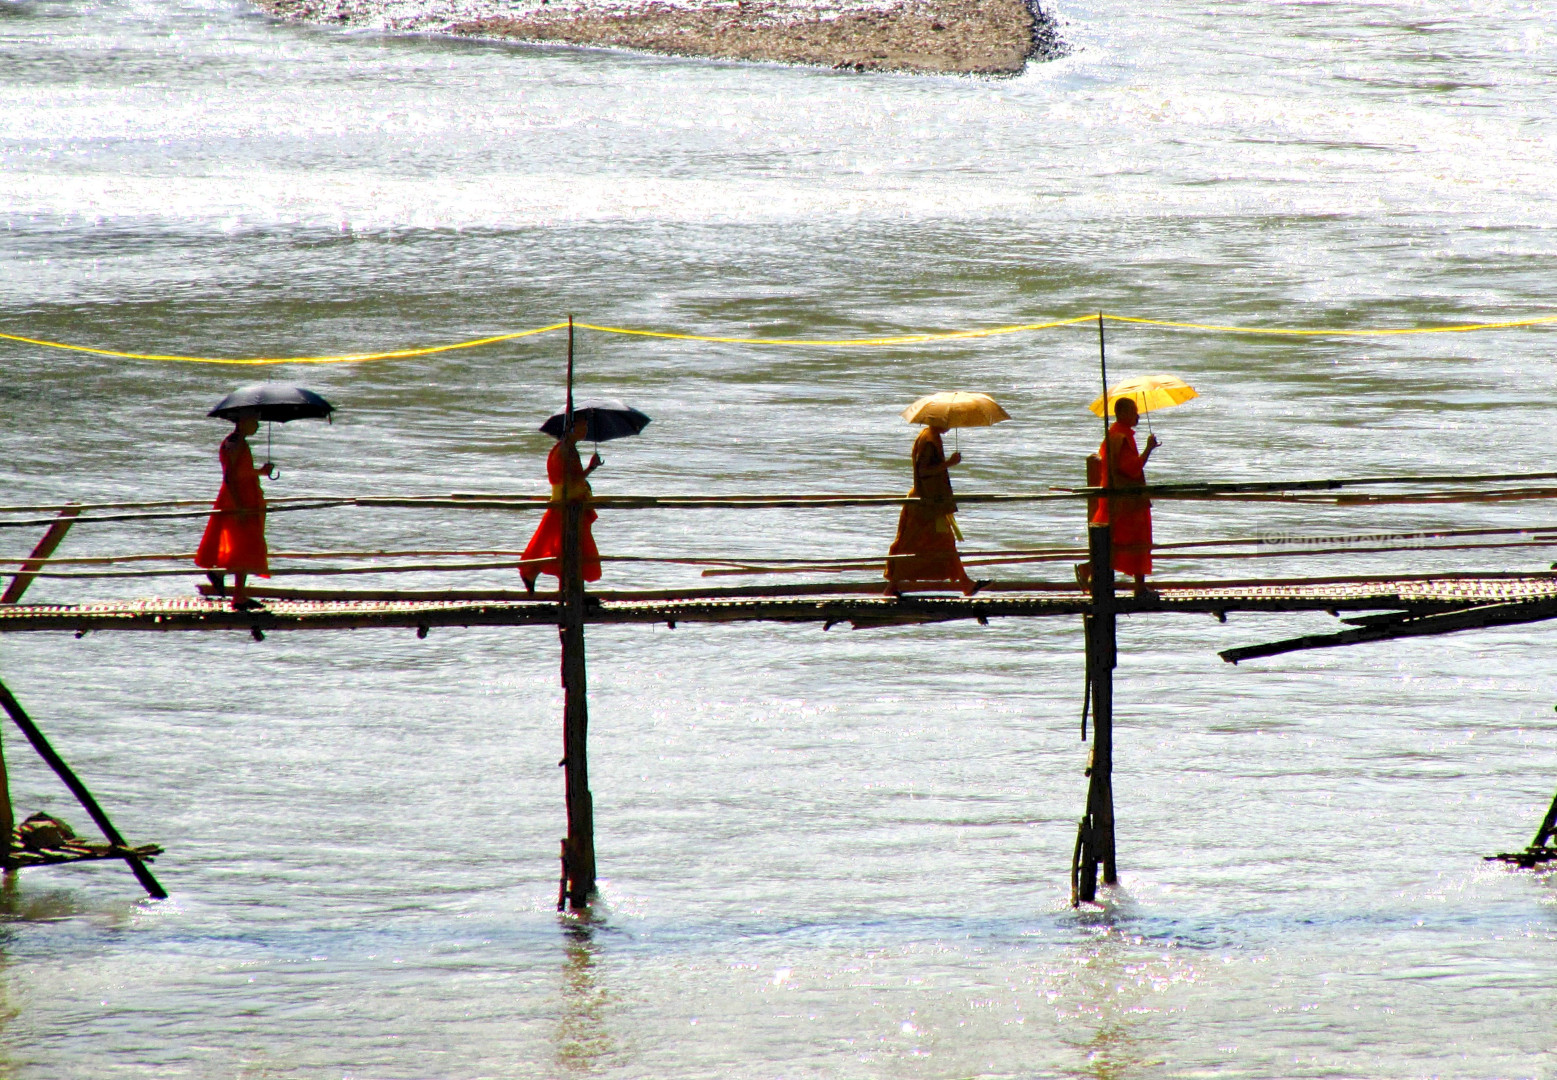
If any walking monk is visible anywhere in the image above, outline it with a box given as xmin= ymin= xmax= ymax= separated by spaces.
xmin=521 ymin=416 xmax=602 ymax=593
xmin=1093 ymin=397 xmax=1159 ymax=596
xmin=884 ymin=420 xmax=982 ymax=595
xmin=195 ymin=412 xmax=273 ymax=609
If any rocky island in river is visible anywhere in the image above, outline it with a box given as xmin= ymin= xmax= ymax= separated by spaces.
xmin=256 ymin=0 xmax=1065 ymax=75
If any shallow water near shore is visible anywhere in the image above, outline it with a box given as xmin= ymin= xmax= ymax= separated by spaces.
xmin=3 ymin=0 xmax=1557 ymax=1076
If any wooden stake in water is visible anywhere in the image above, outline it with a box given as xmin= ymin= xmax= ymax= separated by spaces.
xmin=558 ymin=315 xmax=597 ymax=910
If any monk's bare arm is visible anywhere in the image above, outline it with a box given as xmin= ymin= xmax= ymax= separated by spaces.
xmin=917 ymin=451 xmax=961 ymax=477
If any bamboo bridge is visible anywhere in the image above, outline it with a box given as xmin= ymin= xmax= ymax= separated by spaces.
xmin=4 ymin=470 xmax=1557 ymax=906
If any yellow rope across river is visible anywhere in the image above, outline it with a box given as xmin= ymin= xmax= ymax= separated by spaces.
xmin=3 ymin=312 xmax=1554 ymax=365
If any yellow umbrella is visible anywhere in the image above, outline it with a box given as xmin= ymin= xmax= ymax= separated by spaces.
xmin=1088 ymin=374 xmax=1198 ymax=417
xmin=901 ymin=392 xmax=1011 ymax=428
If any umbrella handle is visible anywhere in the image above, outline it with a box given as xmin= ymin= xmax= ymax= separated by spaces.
xmin=266 ymin=422 xmax=280 ymax=481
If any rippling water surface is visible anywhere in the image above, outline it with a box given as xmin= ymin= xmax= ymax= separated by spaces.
xmin=2 ymin=0 xmax=1557 ymax=1075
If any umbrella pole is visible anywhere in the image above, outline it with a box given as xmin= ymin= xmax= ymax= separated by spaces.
xmin=558 ymin=314 xmax=597 ymax=911
xmin=1097 ymin=313 xmax=1109 ymax=440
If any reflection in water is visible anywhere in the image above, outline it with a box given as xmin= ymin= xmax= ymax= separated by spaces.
xmin=0 ymin=874 xmax=87 ymax=925
xmin=0 ymin=876 xmax=140 ymax=1078
xmin=554 ymin=914 xmax=615 ymax=1073
xmin=1059 ymin=904 xmax=1171 ymax=1080
xmin=0 ymin=874 xmax=36 ymax=1080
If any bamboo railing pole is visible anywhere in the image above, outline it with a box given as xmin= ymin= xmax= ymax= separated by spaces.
xmin=4 ymin=469 xmax=1557 ymax=517
xmin=0 ymin=678 xmax=166 ymax=898
xmin=10 ymin=477 xmax=1557 ymax=530
xmin=58 ymin=519 xmax=1557 ymax=563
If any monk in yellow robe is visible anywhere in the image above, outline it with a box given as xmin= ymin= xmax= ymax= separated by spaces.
xmin=884 ymin=421 xmax=983 ymax=595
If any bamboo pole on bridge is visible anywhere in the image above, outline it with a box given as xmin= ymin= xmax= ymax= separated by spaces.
xmin=558 ymin=316 xmax=597 ymax=912
xmin=1074 ymin=314 xmax=1119 ymax=905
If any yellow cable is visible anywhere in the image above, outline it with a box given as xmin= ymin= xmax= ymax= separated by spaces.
xmin=3 ymin=311 xmax=1555 ymax=365
xmin=0 ymin=323 xmax=569 ymax=365
xmin=573 ymin=315 xmax=1097 ymax=345
xmin=1102 ymin=314 xmax=1557 ymax=336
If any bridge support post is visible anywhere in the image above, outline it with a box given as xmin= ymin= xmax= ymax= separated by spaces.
xmin=558 ymin=497 xmax=596 ymax=911
xmin=1073 ymin=523 xmax=1116 ymax=905
xmin=557 ymin=320 xmax=596 ymax=913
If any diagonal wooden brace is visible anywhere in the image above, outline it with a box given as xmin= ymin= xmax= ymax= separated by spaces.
xmin=0 ymin=678 xmax=166 ymax=898
xmin=2 ymin=506 xmax=81 ymax=605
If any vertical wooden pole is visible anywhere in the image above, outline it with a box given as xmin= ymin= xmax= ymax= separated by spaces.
xmin=1074 ymin=314 xmax=1119 ymax=905
xmin=0 ymin=717 xmax=12 ymax=873
xmin=2 ymin=505 xmax=80 ymax=605
xmin=1075 ymin=523 xmax=1116 ymax=904
xmin=0 ymin=678 xmax=166 ymax=898
xmin=558 ymin=316 xmax=596 ymax=910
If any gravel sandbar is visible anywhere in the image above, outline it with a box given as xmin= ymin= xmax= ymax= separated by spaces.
xmin=256 ymin=0 xmax=1065 ymax=75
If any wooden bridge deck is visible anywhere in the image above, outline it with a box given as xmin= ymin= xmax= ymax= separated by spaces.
xmin=4 ymin=573 xmax=1555 ymax=635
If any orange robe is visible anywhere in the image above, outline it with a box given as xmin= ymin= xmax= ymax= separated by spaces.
xmin=885 ymin=427 xmax=973 ymax=591
xmin=195 ymin=433 xmax=269 ymax=575
xmin=1091 ymin=422 xmax=1152 ymax=576
xmin=521 ymin=440 xmax=602 ymax=584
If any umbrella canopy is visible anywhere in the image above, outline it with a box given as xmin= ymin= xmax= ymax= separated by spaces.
xmin=1089 ymin=374 xmax=1198 ymax=417
xmin=900 ymin=392 xmax=1011 ymax=429
xmin=540 ymin=399 xmax=652 ymax=443
xmin=209 ymin=384 xmax=335 ymax=423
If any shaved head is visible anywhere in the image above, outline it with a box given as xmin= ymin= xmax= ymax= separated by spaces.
xmin=1113 ymin=398 xmax=1139 ymax=420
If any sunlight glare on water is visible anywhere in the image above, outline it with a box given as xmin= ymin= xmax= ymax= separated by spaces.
xmin=1 ymin=0 xmax=1556 ymax=1075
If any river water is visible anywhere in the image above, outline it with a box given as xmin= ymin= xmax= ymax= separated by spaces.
xmin=3 ymin=0 xmax=1557 ymax=1076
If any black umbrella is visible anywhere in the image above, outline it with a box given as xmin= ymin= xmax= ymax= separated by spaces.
xmin=540 ymin=399 xmax=651 ymax=443
xmin=209 ymin=383 xmax=335 ymax=482
xmin=208 ymin=383 xmax=335 ymax=423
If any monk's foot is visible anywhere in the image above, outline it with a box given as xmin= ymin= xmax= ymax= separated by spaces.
xmin=1073 ymin=563 xmax=1092 ymax=588
xmin=522 ymin=575 xmax=537 ymax=596
xmin=964 ymin=579 xmax=991 ymax=597
xmin=1133 ymin=586 xmax=1160 ymax=601
xmin=231 ymin=596 xmax=263 ymax=611
xmin=205 ymin=573 xmax=227 ymax=596
xmin=883 ymin=585 xmax=900 ymax=598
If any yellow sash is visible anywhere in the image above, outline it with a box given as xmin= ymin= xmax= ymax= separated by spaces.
xmin=549 ymin=480 xmax=591 ymax=503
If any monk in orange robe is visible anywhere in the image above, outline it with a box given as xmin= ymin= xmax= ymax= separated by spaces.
xmin=195 ymin=412 xmax=273 ymax=609
xmin=884 ymin=421 xmax=982 ymax=595
xmin=521 ymin=416 xmax=602 ymax=593
xmin=1092 ymin=398 xmax=1159 ymax=596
